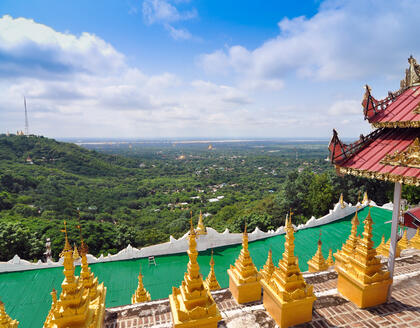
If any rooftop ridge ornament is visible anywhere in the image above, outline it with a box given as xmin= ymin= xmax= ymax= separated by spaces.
xmin=401 ymin=55 xmax=420 ymax=89
xmin=380 ymin=137 xmax=420 ymax=169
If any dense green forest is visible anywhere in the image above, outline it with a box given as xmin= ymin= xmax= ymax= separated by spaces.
xmin=0 ymin=134 xmax=418 ymax=262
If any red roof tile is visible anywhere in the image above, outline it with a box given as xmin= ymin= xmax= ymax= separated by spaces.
xmin=330 ymin=128 xmax=420 ymax=186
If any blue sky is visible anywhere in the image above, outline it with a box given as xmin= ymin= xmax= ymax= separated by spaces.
xmin=0 ymin=0 xmax=419 ymax=138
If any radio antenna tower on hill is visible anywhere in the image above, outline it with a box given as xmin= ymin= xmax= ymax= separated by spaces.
xmin=24 ymin=96 xmax=29 ymax=135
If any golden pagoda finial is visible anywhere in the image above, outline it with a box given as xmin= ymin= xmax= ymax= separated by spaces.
xmin=260 ymin=249 xmax=275 ymax=282
xmin=339 ymin=193 xmax=345 ymax=208
xmin=363 ymin=191 xmax=369 ymax=204
xmin=196 ymin=210 xmax=207 ymax=235
xmin=60 ymin=220 xmax=72 ymax=256
xmin=261 ymin=212 xmax=316 ymax=327
xmin=44 ymin=219 xmax=107 ymax=328
xmin=326 ymin=249 xmax=334 ymax=267
xmin=169 ymin=220 xmax=221 ymax=326
xmin=73 ymin=243 xmax=80 ymax=260
xmin=409 ymin=228 xmax=420 ymax=250
xmin=398 ymin=228 xmax=410 ymax=250
xmin=227 ymin=221 xmax=261 ymax=303
xmin=0 ymin=300 xmax=19 ymax=327
xmin=308 ymin=230 xmax=328 ymax=272
xmin=205 ymin=250 xmax=221 ymax=291
xmin=336 ymin=206 xmax=392 ymax=308
xmin=334 ymin=211 xmax=360 ymax=268
xmin=132 ymin=265 xmax=151 ymax=304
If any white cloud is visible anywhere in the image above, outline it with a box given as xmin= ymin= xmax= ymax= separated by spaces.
xmin=142 ymin=0 xmax=196 ymax=40
xmin=199 ymin=0 xmax=420 ymax=82
xmin=328 ymin=100 xmax=361 ymax=116
xmin=164 ymin=24 xmax=192 ymax=40
xmin=0 ymin=15 xmax=125 ymax=78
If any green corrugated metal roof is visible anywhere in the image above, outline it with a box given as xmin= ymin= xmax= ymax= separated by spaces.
xmin=0 ymin=206 xmax=392 ymax=327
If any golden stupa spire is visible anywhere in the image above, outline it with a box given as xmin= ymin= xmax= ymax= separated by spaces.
xmin=334 ymin=211 xmax=360 ymax=268
xmin=132 ymin=266 xmax=151 ymax=303
xmin=77 ymin=223 xmax=105 ymax=302
xmin=410 ymin=228 xmax=420 ymax=249
xmin=260 ymin=212 xmax=316 ymax=327
xmin=44 ymin=221 xmax=107 ymax=328
xmin=204 ymin=250 xmax=221 ymax=291
xmin=260 ymin=249 xmax=275 ymax=282
xmin=196 ymin=210 xmax=207 ymax=235
xmin=0 ymin=300 xmax=19 ymax=328
xmin=339 ymin=193 xmax=345 ymax=208
xmin=308 ymin=231 xmax=328 ymax=272
xmin=227 ymin=221 xmax=261 ymax=303
xmin=73 ymin=243 xmax=80 ymax=260
xmin=169 ymin=215 xmax=221 ymax=327
xmin=362 ymin=191 xmax=369 ymax=204
xmin=398 ymin=228 xmax=410 ymax=249
xmin=336 ymin=207 xmax=392 ymax=308
xmin=326 ymin=249 xmax=334 ymax=267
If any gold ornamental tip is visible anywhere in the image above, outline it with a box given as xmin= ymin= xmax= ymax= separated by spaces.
xmin=210 ymin=250 xmax=215 ymax=267
xmin=60 ymin=221 xmax=72 ymax=256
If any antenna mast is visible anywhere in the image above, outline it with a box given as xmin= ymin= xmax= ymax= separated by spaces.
xmin=24 ymin=96 xmax=29 ymax=135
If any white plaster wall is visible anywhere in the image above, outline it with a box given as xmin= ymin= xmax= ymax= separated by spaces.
xmin=0 ymin=199 xmax=389 ymax=273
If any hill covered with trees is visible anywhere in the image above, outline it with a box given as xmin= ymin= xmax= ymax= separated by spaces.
xmin=0 ymin=134 xmax=417 ymax=262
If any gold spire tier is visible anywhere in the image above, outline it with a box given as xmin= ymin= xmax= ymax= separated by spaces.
xmin=196 ymin=211 xmax=207 ymax=235
xmin=132 ymin=267 xmax=151 ymax=303
xmin=376 ymin=236 xmax=401 ymax=258
xmin=0 ymin=301 xmax=19 ymax=328
xmin=261 ymin=214 xmax=316 ymax=328
xmin=410 ymin=228 xmax=420 ymax=249
xmin=398 ymin=228 xmax=410 ymax=249
xmin=362 ymin=191 xmax=369 ymax=204
xmin=307 ymin=233 xmax=329 ymax=272
xmin=326 ymin=249 xmax=334 ymax=267
xmin=43 ymin=221 xmax=106 ymax=328
xmin=339 ymin=193 xmax=345 ymax=208
xmin=336 ymin=209 xmax=392 ymax=308
xmin=169 ymin=220 xmax=221 ymax=328
xmin=204 ymin=251 xmax=221 ymax=291
xmin=334 ymin=212 xmax=360 ymax=268
xmin=227 ymin=224 xmax=261 ymax=304
xmin=259 ymin=249 xmax=275 ymax=282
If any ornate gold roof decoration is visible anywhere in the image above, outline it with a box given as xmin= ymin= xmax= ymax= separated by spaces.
xmin=413 ymin=102 xmax=420 ymax=114
xmin=380 ymin=137 xmax=420 ymax=169
xmin=371 ymin=121 xmax=420 ymax=128
xmin=401 ymin=55 xmax=420 ymax=89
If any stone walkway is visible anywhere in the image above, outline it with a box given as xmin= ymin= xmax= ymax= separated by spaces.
xmin=104 ymin=251 xmax=420 ymax=328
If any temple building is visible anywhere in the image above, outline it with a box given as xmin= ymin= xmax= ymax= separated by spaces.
xmin=329 ymin=56 xmax=420 ymax=298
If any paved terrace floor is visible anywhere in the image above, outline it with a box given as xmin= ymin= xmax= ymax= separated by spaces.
xmin=0 ymin=207 xmax=393 ymax=327
xmin=104 ymin=250 xmax=420 ymax=328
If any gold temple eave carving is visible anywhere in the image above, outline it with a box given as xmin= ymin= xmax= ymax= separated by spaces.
xmin=335 ymin=165 xmax=420 ymax=186
xmin=380 ymin=137 xmax=420 ymax=169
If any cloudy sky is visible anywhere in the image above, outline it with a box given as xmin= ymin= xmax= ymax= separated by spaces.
xmin=0 ymin=0 xmax=419 ymax=139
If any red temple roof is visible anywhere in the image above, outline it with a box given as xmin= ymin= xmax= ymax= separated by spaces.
xmin=329 ymin=128 xmax=420 ymax=186
xmin=363 ymin=86 xmax=420 ymax=128
xmin=403 ymin=207 xmax=420 ymax=229
xmin=362 ymin=56 xmax=420 ymax=128
xmin=330 ymin=56 xmax=420 ymax=186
